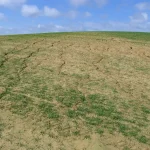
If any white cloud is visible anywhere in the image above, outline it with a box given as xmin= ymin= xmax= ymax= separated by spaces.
xmin=21 ymin=5 xmax=61 ymax=18
xmin=44 ymin=6 xmax=60 ymax=17
xmin=135 ymin=2 xmax=150 ymax=10
xmin=82 ymin=21 xmax=150 ymax=32
xmin=0 ymin=13 xmax=5 ymax=20
xmin=37 ymin=24 xmax=45 ymax=29
xmin=21 ymin=5 xmax=40 ymax=17
xmin=70 ymin=0 xmax=88 ymax=6
xmin=33 ymin=21 xmax=150 ymax=33
xmin=0 ymin=0 xmax=26 ymax=8
xmin=94 ymin=0 xmax=108 ymax=7
xmin=32 ymin=23 xmax=67 ymax=33
xmin=70 ymin=0 xmax=108 ymax=7
xmin=1 ymin=21 xmax=150 ymax=35
xmin=67 ymin=10 xmax=78 ymax=19
xmin=85 ymin=12 xmax=92 ymax=17
xmin=130 ymin=12 xmax=148 ymax=23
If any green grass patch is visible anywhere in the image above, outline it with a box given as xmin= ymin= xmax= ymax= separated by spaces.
xmin=123 ymin=146 xmax=131 ymax=150
xmin=96 ymin=128 xmax=104 ymax=135
xmin=4 ymin=93 xmax=33 ymax=115
xmin=56 ymin=89 xmax=86 ymax=107
xmin=86 ymin=117 xmax=103 ymax=126
xmin=137 ymin=135 xmax=149 ymax=144
xmin=141 ymin=106 xmax=150 ymax=114
xmin=39 ymin=102 xmax=59 ymax=119
xmin=55 ymin=89 xmax=149 ymax=144
xmin=22 ymin=77 xmax=53 ymax=100
xmin=94 ymin=31 xmax=150 ymax=41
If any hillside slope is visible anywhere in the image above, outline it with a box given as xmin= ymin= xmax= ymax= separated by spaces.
xmin=0 ymin=32 xmax=150 ymax=150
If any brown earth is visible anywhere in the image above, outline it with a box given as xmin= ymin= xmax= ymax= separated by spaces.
xmin=0 ymin=33 xmax=150 ymax=150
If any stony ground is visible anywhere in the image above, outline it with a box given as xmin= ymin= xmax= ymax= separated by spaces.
xmin=0 ymin=32 xmax=150 ymax=150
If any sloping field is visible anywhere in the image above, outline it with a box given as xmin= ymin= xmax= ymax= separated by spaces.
xmin=0 ymin=32 xmax=150 ymax=150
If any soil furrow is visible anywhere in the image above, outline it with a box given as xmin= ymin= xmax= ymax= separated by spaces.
xmin=0 ymin=52 xmax=9 ymax=68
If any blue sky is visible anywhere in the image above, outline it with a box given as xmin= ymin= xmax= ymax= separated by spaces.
xmin=0 ymin=0 xmax=150 ymax=34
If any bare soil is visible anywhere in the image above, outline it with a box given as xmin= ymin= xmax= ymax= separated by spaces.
xmin=0 ymin=33 xmax=150 ymax=150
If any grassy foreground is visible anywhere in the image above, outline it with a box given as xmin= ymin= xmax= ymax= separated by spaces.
xmin=0 ymin=32 xmax=150 ymax=150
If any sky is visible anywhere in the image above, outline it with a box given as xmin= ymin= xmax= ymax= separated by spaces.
xmin=0 ymin=0 xmax=150 ymax=35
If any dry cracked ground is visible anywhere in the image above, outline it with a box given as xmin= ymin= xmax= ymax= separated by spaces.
xmin=0 ymin=32 xmax=150 ymax=150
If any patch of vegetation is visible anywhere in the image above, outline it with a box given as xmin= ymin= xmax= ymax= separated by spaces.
xmin=97 ymin=31 xmax=150 ymax=41
xmin=4 ymin=93 xmax=33 ymax=115
xmin=0 ymin=123 xmax=4 ymax=138
xmin=2 ymin=31 xmax=150 ymax=41
xmin=123 ymin=146 xmax=131 ymax=150
xmin=73 ymin=130 xmax=80 ymax=136
xmin=137 ymin=135 xmax=149 ymax=144
xmin=141 ymin=106 xmax=150 ymax=114
xmin=71 ymin=73 xmax=90 ymax=79
xmin=96 ymin=128 xmax=104 ymax=135
xmin=117 ymin=122 xmax=140 ymax=138
xmin=56 ymin=89 xmax=86 ymax=107
xmin=87 ymin=94 xmax=122 ymax=120
xmin=136 ymin=67 xmax=150 ymax=74
xmin=67 ymin=110 xmax=79 ymax=118
xmin=55 ymin=90 xmax=150 ymax=144
xmin=22 ymin=77 xmax=53 ymax=100
xmin=11 ymin=99 xmax=33 ymax=115
xmin=39 ymin=102 xmax=59 ymax=119
xmin=86 ymin=117 xmax=103 ymax=126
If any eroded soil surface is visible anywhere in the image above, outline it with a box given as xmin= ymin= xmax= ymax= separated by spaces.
xmin=0 ymin=33 xmax=150 ymax=150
